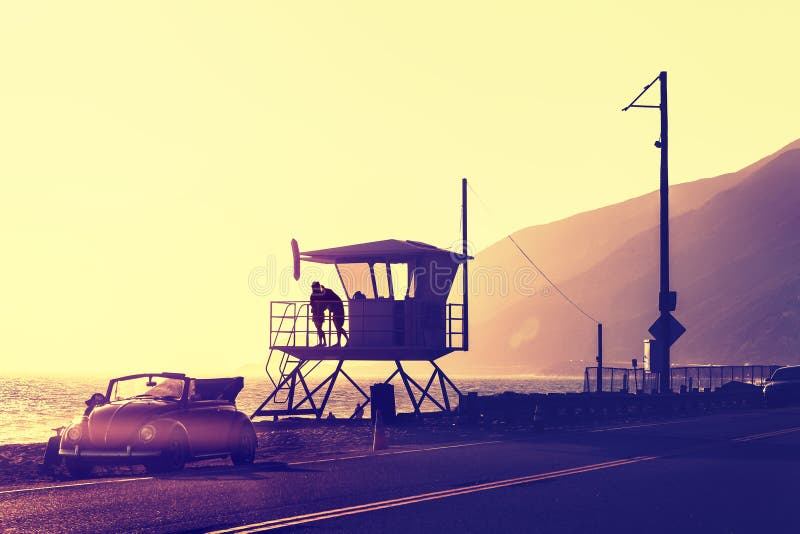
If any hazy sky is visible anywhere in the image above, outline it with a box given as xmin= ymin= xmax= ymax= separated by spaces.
xmin=2 ymin=1 xmax=798 ymax=374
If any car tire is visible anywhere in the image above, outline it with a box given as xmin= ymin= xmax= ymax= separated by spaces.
xmin=147 ymin=429 xmax=188 ymax=473
xmin=65 ymin=457 xmax=93 ymax=479
xmin=230 ymin=422 xmax=257 ymax=466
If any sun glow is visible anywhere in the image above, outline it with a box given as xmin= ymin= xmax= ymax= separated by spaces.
xmin=1 ymin=1 xmax=799 ymax=374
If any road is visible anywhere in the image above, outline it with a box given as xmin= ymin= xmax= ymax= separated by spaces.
xmin=2 ymin=407 xmax=800 ymax=533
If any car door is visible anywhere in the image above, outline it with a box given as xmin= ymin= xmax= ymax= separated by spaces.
xmin=181 ymin=378 xmax=243 ymax=454
xmin=179 ymin=379 xmax=229 ymax=454
xmin=208 ymin=401 xmax=239 ymax=451
xmin=179 ymin=399 xmax=227 ymax=455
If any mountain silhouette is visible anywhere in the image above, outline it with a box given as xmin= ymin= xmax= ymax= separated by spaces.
xmin=459 ymin=139 xmax=800 ymax=375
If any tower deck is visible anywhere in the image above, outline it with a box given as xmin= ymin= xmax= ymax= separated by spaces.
xmin=269 ymin=345 xmax=455 ymax=361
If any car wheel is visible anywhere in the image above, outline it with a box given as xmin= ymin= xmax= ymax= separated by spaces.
xmin=65 ymin=457 xmax=93 ymax=479
xmin=230 ymin=422 xmax=257 ymax=466
xmin=147 ymin=429 xmax=188 ymax=473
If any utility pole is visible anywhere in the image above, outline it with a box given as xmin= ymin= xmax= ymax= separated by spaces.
xmin=658 ymin=72 xmax=670 ymax=301
xmin=623 ymin=71 xmax=685 ymax=393
xmin=657 ymin=72 xmax=673 ymax=393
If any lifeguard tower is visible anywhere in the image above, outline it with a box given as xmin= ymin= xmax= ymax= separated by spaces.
xmin=251 ymin=180 xmax=472 ymax=420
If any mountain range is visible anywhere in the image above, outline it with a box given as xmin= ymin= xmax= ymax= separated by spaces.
xmin=458 ymin=139 xmax=800 ymax=375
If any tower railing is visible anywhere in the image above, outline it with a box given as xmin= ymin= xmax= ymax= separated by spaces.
xmin=268 ymin=300 xmax=465 ymax=350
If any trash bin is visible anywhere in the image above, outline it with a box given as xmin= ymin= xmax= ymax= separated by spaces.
xmin=370 ymin=383 xmax=396 ymax=423
xmin=458 ymin=391 xmax=479 ymax=419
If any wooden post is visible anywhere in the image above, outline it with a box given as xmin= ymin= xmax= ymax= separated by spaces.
xmin=596 ymin=323 xmax=603 ymax=393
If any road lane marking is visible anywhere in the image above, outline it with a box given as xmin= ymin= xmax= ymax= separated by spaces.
xmin=588 ymin=412 xmax=800 ymax=434
xmin=0 ymin=442 xmax=501 ymax=496
xmin=0 ymin=476 xmax=152 ymax=495
xmin=589 ymin=419 xmax=705 ymax=432
xmin=733 ymin=426 xmax=800 ymax=442
xmin=7 ymin=422 xmax=798 ymax=498
xmin=584 ymin=407 xmax=800 ymax=434
xmin=288 ymin=440 xmax=504 ymax=466
xmin=206 ymin=455 xmax=659 ymax=533
xmin=208 ymin=423 xmax=800 ymax=533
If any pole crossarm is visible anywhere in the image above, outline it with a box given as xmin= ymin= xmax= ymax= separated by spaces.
xmin=621 ymin=74 xmax=661 ymax=111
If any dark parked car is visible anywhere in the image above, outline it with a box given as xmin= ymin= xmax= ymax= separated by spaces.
xmin=57 ymin=372 xmax=257 ymax=478
xmin=763 ymin=366 xmax=800 ymax=407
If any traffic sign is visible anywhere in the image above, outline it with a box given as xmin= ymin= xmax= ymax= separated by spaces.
xmin=648 ymin=313 xmax=686 ymax=347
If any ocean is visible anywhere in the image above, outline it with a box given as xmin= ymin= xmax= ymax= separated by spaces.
xmin=0 ymin=373 xmax=584 ymax=446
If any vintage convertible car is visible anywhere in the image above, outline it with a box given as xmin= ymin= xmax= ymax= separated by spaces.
xmin=57 ymin=372 xmax=257 ymax=478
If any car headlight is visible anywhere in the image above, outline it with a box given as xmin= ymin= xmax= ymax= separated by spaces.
xmin=66 ymin=425 xmax=82 ymax=442
xmin=138 ymin=425 xmax=156 ymax=443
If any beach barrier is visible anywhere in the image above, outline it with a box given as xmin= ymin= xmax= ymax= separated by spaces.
xmin=457 ymin=382 xmax=766 ymax=430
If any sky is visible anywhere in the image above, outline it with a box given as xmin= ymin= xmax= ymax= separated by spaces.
xmin=1 ymin=1 xmax=799 ymax=375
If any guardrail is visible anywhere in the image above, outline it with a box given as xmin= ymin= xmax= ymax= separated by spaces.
xmin=459 ymin=387 xmax=769 ymax=428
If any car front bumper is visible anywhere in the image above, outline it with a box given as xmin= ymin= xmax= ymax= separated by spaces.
xmin=59 ymin=445 xmax=161 ymax=458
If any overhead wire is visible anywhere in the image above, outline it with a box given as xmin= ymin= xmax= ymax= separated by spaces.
xmin=466 ymin=182 xmax=600 ymax=325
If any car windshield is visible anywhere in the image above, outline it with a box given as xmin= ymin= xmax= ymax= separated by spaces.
xmin=110 ymin=376 xmax=185 ymax=401
xmin=770 ymin=367 xmax=800 ymax=381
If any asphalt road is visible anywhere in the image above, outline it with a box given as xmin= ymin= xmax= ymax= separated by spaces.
xmin=2 ymin=407 xmax=800 ymax=533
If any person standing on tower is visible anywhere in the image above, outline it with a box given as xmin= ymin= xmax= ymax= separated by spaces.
xmin=310 ymin=281 xmax=349 ymax=347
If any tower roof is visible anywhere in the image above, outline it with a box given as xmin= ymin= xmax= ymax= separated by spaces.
xmin=301 ymin=239 xmax=472 ymax=264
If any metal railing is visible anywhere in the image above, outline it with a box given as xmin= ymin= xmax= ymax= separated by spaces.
xmin=584 ymin=364 xmax=783 ymax=393
xmin=584 ymin=367 xmax=661 ymax=394
xmin=446 ymin=303 xmax=464 ymax=348
xmin=669 ymin=365 xmax=781 ymax=391
xmin=264 ymin=301 xmax=306 ymax=400
xmin=269 ymin=300 xmax=465 ymax=350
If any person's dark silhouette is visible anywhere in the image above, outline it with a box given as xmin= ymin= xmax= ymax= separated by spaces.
xmin=310 ymin=281 xmax=349 ymax=347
